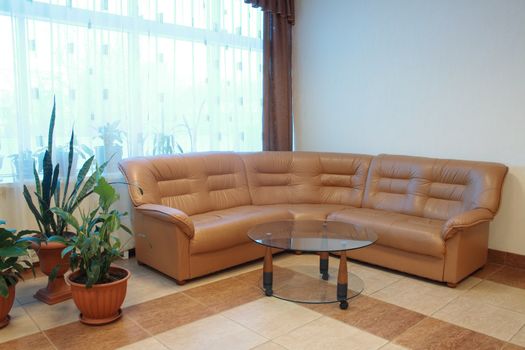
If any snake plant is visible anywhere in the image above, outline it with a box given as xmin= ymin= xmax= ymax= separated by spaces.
xmin=23 ymin=99 xmax=108 ymax=240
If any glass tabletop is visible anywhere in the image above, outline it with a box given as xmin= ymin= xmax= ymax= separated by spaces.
xmin=247 ymin=220 xmax=377 ymax=252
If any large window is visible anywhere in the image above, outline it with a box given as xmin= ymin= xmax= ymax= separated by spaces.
xmin=0 ymin=0 xmax=263 ymax=182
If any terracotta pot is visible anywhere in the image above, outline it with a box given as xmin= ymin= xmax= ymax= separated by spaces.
xmin=67 ymin=266 xmax=130 ymax=325
xmin=32 ymin=241 xmax=72 ymax=305
xmin=0 ymin=284 xmax=16 ymax=329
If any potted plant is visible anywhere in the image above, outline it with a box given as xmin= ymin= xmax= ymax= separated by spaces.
xmin=10 ymin=150 xmax=35 ymax=179
xmin=0 ymin=221 xmax=35 ymax=328
xmin=50 ymin=176 xmax=132 ymax=325
xmin=152 ymin=132 xmax=183 ymax=155
xmin=96 ymin=121 xmax=125 ymax=173
xmin=23 ymin=99 xmax=108 ymax=304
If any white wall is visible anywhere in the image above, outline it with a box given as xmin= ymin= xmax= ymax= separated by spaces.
xmin=293 ymin=0 xmax=525 ymax=254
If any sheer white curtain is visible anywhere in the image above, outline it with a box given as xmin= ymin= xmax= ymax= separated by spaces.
xmin=0 ymin=0 xmax=263 ymax=249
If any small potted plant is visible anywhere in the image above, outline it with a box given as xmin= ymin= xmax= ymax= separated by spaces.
xmin=152 ymin=132 xmax=183 ymax=155
xmin=0 ymin=221 xmax=35 ymax=328
xmin=10 ymin=150 xmax=35 ymax=179
xmin=23 ymin=99 xmax=108 ymax=304
xmin=50 ymin=175 xmax=132 ymax=325
xmin=96 ymin=121 xmax=125 ymax=173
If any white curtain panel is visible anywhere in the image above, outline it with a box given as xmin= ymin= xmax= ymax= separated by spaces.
xmin=0 ymin=0 xmax=263 ymax=250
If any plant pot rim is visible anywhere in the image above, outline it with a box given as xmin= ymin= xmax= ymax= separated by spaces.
xmin=66 ymin=266 xmax=130 ymax=289
xmin=30 ymin=232 xmax=75 ymax=250
xmin=30 ymin=239 xmax=67 ymax=250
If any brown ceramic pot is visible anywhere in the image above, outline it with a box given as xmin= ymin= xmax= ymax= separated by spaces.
xmin=0 ymin=284 xmax=15 ymax=328
xmin=32 ymin=241 xmax=72 ymax=304
xmin=67 ymin=266 xmax=130 ymax=325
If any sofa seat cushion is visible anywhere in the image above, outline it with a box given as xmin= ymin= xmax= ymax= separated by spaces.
xmin=190 ymin=206 xmax=293 ymax=254
xmin=261 ymin=204 xmax=351 ymax=221
xmin=328 ymin=208 xmax=445 ymax=258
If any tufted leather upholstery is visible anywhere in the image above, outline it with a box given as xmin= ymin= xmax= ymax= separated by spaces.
xmin=119 ymin=151 xmax=507 ymax=285
xmin=242 ymin=152 xmax=372 ymax=206
xmin=363 ymin=154 xmax=507 ymax=220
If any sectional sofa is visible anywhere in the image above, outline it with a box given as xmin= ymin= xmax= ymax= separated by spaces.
xmin=119 ymin=152 xmax=507 ymax=286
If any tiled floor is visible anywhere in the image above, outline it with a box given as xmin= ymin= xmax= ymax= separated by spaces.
xmin=2 ymin=253 xmax=525 ymax=350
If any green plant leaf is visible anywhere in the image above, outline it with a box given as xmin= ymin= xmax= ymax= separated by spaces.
xmin=49 ymin=264 xmax=60 ymax=281
xmin=61 ymin=130 xmax=75 ymax=203
xmin=46 ymin=235 xmax=67 ymax=245
xmin=54 ymin=179 xmax=61 ymax=210
xmin=50 ymin=208 xmax=79 ymax=232
xmin=0 ymin=278 xmax=9 ymax=298
xmin=94 ymin=177 xmax=118 ymax=211
xmin=60 ymin=245 xmax=74 ymax=258
xmin=47 ymin=97 xmax=56 ymax=160
xmin=50 ymin=163 xmax=60 ymax=204
xmin=41 ymin=150 xmax=53 ymax=205
xmin=0 ymin=246 xmax=28 ymax=257
xmin=33 ymin=161 xmax=42 ymax=197
xmin=22 ymin=186 xmax=44 ymax=234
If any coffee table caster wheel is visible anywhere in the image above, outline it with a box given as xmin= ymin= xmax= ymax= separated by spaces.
xmin=339 ymin=301 xmax=348 ymax=310
xmin=322 ymin=273 xmax=329 ymax=281
xmin=265 ymin=289 xmax=273 ymax=297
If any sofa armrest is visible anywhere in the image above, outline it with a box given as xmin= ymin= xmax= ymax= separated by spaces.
xmin=441 ymin=208 xmax=494 ymax=240
xmin=136 ymin=204 xmax=195 ymax=239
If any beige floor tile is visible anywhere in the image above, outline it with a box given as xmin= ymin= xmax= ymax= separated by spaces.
xmin=222 ymin=297 xmax=322 ymax=339
xmin=464 ymin=280 xmax=525 ymax=314
xmin=14 ymin=276 xmax=49 ymax=305
xmin=251 ymin=342 xmax=288 ymax=350
xmin=273 ymin=316 xmax=387 ymax=350
xmin=508 ymin=325 xmax=525 ymax=346
xmin=117 ymin=337 xmax=169 ymax=349
xmin=23 ymin=298 xmax=79 ymax=330
xmin=379 ymin=343 xmax=409 ymax=350
xmin=0 ymin=305 xmax=40 ymax=343
xmin=122 ymin=273 xmax=180 ymax=308
xmin=371 ymin=276 xmax=481 ymax=315
xmin=433 ymin=296 xmax=525 ymax=341
xmin=345 ymin=262 xmax=402 ymax=295
xmin=114 ymin=258 xmax=159 ymax=277
xmin=156 ymin=314 xmax=267 ymax=350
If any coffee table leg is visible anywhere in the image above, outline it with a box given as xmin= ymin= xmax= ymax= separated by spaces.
xmin=319 ymin=252 xmax=329 ymax=280
xmin=263 ymin=247 xmax=273 ymax=296
xmin=337 ymin=250 xmax=348 ymax=309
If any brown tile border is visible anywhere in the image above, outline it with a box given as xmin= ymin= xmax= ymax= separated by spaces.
xmin=305 ymin=295 xmax=425 ymax=341
xmin=393 ymin=317 xmax=505 ymax=350
xmin=125 ymin=292 xmax=216 ymax=335
xmin=488 ymin=249 xmax=525 ymax=269
xmin=43 ymin=315 xmax=149 ymax=350
xmin=0 ymin=332 xmax=54 ymax=350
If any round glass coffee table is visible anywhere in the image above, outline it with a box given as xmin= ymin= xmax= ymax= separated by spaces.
xmin=247 ymin=220 xmax=377 ymax=309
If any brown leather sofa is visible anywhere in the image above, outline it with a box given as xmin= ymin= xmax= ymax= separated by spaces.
xmin=119 ymin=152 xmax=507 ymax=286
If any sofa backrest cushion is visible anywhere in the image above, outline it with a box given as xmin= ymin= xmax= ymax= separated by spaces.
xmin=241 ymin=151 xmax=372 ymax=206
xmin=363 ymin=154 xmax=508 ymax=220
xmin=119 ymin=152 xmax=251 ymax=215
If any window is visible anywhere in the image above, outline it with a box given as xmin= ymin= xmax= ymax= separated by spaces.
xmin=0 ymin=0 xmax=263 ymax=182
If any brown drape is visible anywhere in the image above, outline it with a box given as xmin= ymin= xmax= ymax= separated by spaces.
xmin=245 ymin=0 xmax=295 ymax=151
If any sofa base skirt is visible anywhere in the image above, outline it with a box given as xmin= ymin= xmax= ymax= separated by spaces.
xmin=189 ymin=242 xmax=268 ymax=279
xmin=346 ymin=244 xmax=445 ymax=282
